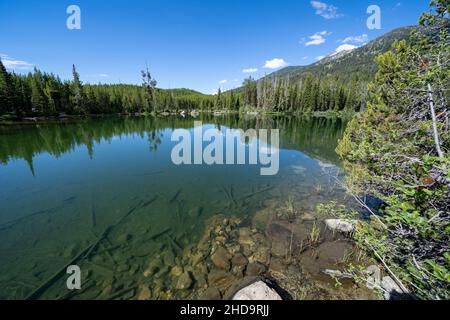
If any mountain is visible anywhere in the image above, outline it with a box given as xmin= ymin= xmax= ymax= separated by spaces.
xmin=228 ymin=26 xmax=417 ymax=114
xmin=267 ymin=26 xmax=415 ymax=83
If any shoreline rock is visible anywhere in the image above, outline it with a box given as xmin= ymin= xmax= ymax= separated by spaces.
xmin=324 ymin=219 xmax=355 ymax=233
xmin=232 ymin=281 xmax=282 ymax=300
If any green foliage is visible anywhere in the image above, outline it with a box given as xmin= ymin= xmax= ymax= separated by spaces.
xmin=336 ymin=1 xmax=450 ymax=299
xmin=239 ymin=73 xmax=360 ymax=113
xmin=0 ymin=26 xmax=414 ymax=118
xmin=0 ymin=65 xmax=216 ymax=116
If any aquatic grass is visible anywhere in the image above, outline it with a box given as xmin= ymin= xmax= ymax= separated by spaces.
xmin=309 ymin=222 xmax=321 ymax=245
xmin=282 ymin=195 xmax=298 ymax=222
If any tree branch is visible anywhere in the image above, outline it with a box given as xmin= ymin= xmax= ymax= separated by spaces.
xmin=427 ymin=84 xmax=445 ymax=158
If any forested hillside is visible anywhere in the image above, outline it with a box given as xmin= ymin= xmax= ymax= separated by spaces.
xmin=0 ymin=63 xmax=216 ymax=117
xmin=0 ymin=26 xmax=416 ymax=118
xmin=238 ymin=26 xmax=414 ymax=113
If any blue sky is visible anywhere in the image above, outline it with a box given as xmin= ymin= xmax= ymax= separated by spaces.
xmin=0 ymin=0 xmax=429 ymax=94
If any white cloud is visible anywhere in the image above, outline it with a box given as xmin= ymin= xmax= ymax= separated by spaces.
xmin=310 ymin=1 xmax=342 ymax=19
xmin=219 ymin=79 xmax=228 ymax=84
xmin=341 ymin=34 xmax=368 ymax=44
xmin=263 ymin=58 xmax=288 ymax=69
xmin=0 ymin=54 xmax=33 ymax=70
xmin=303 ymin=30 xmax=331 ymax=46
xmin=315 ymin=55 xmax=325 ymax=61
xmin=242 ymin=68 xmax=258 ymax=73
xmin=98 ymin=73 xmax=109 ymax=78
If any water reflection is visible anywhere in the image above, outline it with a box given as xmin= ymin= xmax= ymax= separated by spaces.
xmin=0 ymin=115 xmax=345 ymax=175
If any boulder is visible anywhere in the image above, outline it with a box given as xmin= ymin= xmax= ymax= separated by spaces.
xmin=190 ymin=110 xmax=200 ymax=117
xmin=269 ymin=257 xmax=286 ymax=274
xmin=136 ymin=285 xmax=152 ymax=300
xmin=381 ymin=276 xmax=403 ymax=300
xmin=231 ymin=253 xmax=248 ymax=267
xmin=252 ymin=208 xmax=272 ymax=230
xmin=176 ymin=271 xmax=193 ymax=290
xmin=211 ymin=246 xmax=232 ymax=270
xmin=325 ymin=219 xmax=355 ymax=233
xmin=170 ymin=265 xmax=184 ymax=278
xmin=201 ymin=287 xmax=222 ymax=300
xmin=231 ymin=265 xmax=246 ymax=278
xmin=246 ymin=262 xmax=267 ymax=277
xmin=238 ymin=228 xmax=254 ymax=246
xmin=192 ymin=251 xmax=206 ymax=266
xmin=232 ymin=281 xmax=282 ymax=300
xmin=250 ymin=246 xmax=270 ymax=265
xmin=208 ymin=269 xmax=237 ymax=290
xmin=270 ymin=238 xmax=288 ymax=258
xmin=300 ymin=212 xmax=315 ymax=222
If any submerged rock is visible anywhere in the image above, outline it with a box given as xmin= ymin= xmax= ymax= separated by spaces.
xmin=136 ymin=285 xmax=152 ymax=300
xmin=192 ymin=251 xmax=207 ymax=266
xmin=231 ymin=265 xmax=246 ymax=278
xmin=118 ymin=233 xmax=133 ymax=242
xmin=300 ymin=212 xmax=315 ymax=222
xmin=250 ymin=246 xmax=271 ymax=265
xmin=324 ymin=219 xmax=355 ymax=233
xmin=252 ymin=208 xmax=272 ymax=230
xmin=176 ymin=271 xmax=193 ymax=290
xmin=232 ymin=281 xmax=282 ymax=300
xmin=231 ymin=253 xmax=248 ymax=267
xmin=246 ymin=262 xmax=267 ymax=277
xmin=208 ymin=269 xmax=237 ymax=290
xmin=269 ymin=257 xmax=287 ymax=274
xmin=201 ymin=287 xmax=222 ymax=300
xmin=238 ymin=228 xmax=254 ymax=246
xmin=211 ymin=246 xmax=232 ymax=270
xmin=170 ymin=265 xmax=184 ymax=278
xmin=270 ymin=238 xmax=288 ymax=258
xmin=321 ymin=269 xmax=354 ymax=279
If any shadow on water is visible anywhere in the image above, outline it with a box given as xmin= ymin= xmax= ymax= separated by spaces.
xmin=0 ymin=114 xmax=349 ymax=300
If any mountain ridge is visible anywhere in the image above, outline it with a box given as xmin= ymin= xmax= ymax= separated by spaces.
xmin=262 ymin=25 xmax=415 ymax=84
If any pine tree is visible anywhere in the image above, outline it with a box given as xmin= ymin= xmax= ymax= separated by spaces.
xmin=336 ymin=1 xmax=449 ymax=299
xmin=0 ymin=59 xmax=14 ymax=114
xmin=71 ymin=65 xmax=86 ymax=114
xmin=141 ymin=66 xmax=157 ymax=113
xmin=30 ymin=69 xmax=48 ymax=113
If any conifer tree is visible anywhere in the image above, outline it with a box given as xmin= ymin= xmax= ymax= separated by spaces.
xmin=0 ymin=59 xmax=14 ymax=114
xmin=71 ymin=65 xmax=86 ymax=114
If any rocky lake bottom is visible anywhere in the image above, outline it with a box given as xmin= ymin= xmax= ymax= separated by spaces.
xmin=0 ymin=115 xmax=382 ymax=300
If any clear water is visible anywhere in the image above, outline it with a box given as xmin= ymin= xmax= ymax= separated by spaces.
xmin=0 ymin=114 xmax=347 ymax=299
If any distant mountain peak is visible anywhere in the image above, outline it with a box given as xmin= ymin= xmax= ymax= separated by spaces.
xmin=317 ymin=43 xmax=359 ymax=64
xmin=255 ymin=26 xmax=415 ymax=82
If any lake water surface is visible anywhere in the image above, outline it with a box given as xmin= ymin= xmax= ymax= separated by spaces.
xmin=0 ymin=115 xmax=350 ymax=299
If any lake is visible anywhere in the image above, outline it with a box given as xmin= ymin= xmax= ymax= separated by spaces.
xmin=0 ymin=114 xmax=359 ymax=300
